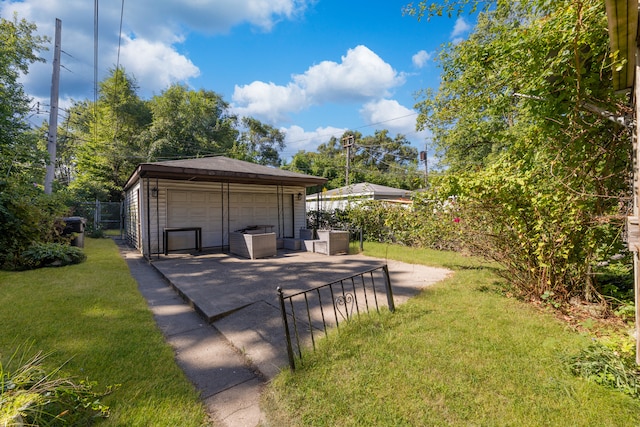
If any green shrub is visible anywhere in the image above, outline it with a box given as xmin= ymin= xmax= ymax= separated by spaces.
xmin=308 ymin=191 xmax=463 ymax=251
xmin=88 ymin=227 xmax=106 ymax=239
xmin=567 ymin=342 xmax=640 ymax=399
xmin=0 ymin=180 xmax=70 ymax=270
xmin=21 ymin=243 xmax=86 ymax=269
xmin=0 ymin=343 xmax=114 ymax=426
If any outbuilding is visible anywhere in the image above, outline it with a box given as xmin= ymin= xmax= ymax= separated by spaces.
xmin=306 ymin=182 xmax=413 ymax=212
xmin=123 ymin=156 xmax=326 ymax=258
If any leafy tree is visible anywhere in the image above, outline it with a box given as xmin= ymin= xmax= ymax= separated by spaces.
xmin=351 ymin=130 xmax=421 ymax=188
xmin=0 ymin=14 xmax=49 ymax=182
xmin=238 ymin=117 xmax=285 ymax=166
xmin=413 ymin=0 xmax=631 ymax=301
xmin=143 ymin=84 xmax=238 ymax=161
xmin=0 ymin=15 xmax=73 ymax=270
xmin=70 ymin=68 xmax=151 ymax=200
xmin=284 ymin=136 xmax=346 ymax=189
xmin=286 ymin=130 xmax=422 ymax=190
xmin=0 ymin=179 xmax=70 ymax=270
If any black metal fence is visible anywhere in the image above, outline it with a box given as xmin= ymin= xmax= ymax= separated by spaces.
xmin=277 ymin=265 xmax=395 ymax=370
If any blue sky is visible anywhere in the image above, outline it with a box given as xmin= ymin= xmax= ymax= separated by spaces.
xmin=1 ymin=0 xmax=473 ymax=159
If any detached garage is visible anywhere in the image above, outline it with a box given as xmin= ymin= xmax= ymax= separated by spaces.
xmin=123 ymin=156 xmax=327 ymax=259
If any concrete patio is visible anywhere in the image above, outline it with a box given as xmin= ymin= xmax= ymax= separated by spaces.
xmin=126 ymin=244 xmax=452 ymax=426
xmin=153 ymin=249 xmax=449 ymax=319
xmin=151 ymin=249 xmax=451 ymax=377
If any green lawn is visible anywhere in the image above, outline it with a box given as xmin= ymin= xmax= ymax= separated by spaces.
xmin=0 ymin=238 xmax=209 ymax=426
xmin=263 ymin=242 xmax=640 ymax=426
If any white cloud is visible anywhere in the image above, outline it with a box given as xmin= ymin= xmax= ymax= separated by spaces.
xmin=282 ymin=124 xmax=347 ymax=154
xmin=1 ymin=0 xmax=312 ymax=100
xmin=360 ymin=99 xmax=428 ymax=140
xmin=412 ymin=50 xmax=431 ymax=68
xmin=140 ymin=0 xmax=308 ymax=35
xmin=232 ymin=81 xmax=307 ymax=123
xmin=232 ymin=45 xmax=404 ymax=123
xmin=451 ymin=17 xmax=471 ymax=38
xmin=451 ymin=17 xmax=471 ymax=44
xmin=296 ymin=45 xmax=404 ymax=102
xmin=119 ymin=37 xmax=200 ymax=90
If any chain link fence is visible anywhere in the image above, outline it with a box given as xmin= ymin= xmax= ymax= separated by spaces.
xmin=72 ymin=201 xmax=123 ymax=236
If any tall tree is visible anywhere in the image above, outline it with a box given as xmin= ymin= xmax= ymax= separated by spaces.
xmin=143 ymin=84 xmax=238 ymax=161
xmin=238 ymin=117 xmax=285 ymax=166
xmin=285 ymin=130 xmax=422 ymax=190
xmin=0 ymin=14 xmax=48 ymax=182
xmin=0 ymin=15 xmax=71 ymax=269
xmin=71 ymin=68 xmax=151 ymax=200
xmin=351 ymin=130 xmax=421 ymax=188
xmin=284 ymin=135 xmax=346 ymax=189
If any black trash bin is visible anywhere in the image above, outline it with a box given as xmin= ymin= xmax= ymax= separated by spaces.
xmin=63 ymin=216 xmax=86 ymax=248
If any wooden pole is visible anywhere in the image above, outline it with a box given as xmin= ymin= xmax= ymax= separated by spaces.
xmin=44 ymin=18 xmax=61 ymax=194
xmin=342 ymin=135 xmax=354 ymax=186
xmin=635 ymin=43 xmax=640 ymax=365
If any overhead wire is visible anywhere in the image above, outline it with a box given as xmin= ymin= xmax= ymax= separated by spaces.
xmin=111 ymin=0 xmax=126 ymax=144
xmin=116 ymin=0 xmax=125 ymax=72
xmin=278 ymin=111 xmax=421 ymax=155
xmin=94 ymin=0 xmax=98 ymax=144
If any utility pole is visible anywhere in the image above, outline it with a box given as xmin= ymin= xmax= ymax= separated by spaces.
xmin=420 ymin=150 xmax=428 ymax=188
xmin=44 ymin=18 xmax=61 ymax=195
xmin=342 ymin=134 xmax=355 ymax=186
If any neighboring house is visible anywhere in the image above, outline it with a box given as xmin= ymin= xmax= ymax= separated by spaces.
xmin=123 ymin=156 xmax=326 ymax=258
xmin=306 ymin=182 xmax=413 ymax=212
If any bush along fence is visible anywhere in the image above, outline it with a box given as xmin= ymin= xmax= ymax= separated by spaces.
xmin=277 ymin=265 xmax=394 ymax=370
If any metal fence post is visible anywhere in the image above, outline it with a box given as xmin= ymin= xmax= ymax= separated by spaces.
xmin=382 ymin=264 xmax=395 ymax=313
xmin=94 ymin=199 xmax=100 ymax=231
xmin=278 ymin=287 xmax=296 ymax=370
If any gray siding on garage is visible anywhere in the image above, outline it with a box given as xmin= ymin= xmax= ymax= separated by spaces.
xmin=134 ymin=179 xmax=308 ymax=256
xmin=124 ymin=182 xmax=140 ymax=250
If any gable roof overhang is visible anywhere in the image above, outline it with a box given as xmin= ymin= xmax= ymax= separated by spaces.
xmin=124 ymin=156 xmax=327 ymax=191
xmin=306 ymin=182 xmax=413 ymax=200
xmin=605 ymin=0 xmax=639 ymax=92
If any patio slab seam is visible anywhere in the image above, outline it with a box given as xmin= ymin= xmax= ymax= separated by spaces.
xmin=147 ymin=255 xmax=275 ymax=381
xmin=124 ymin=243 xmax=453 ymax=427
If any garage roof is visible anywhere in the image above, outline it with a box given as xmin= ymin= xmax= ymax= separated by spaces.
xmin=124 ymin=156 xmax=327 ymax=190
xmin=307 ymin=182 xmax=412 ymax=199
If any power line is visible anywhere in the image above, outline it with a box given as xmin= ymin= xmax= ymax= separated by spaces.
xmin=116 ymin=0 xmax=125 ymax=71
xmin=276 ymin=113 xmax=429 ymax=159
xmin=94 ymin=0 xmax=99 ymax=145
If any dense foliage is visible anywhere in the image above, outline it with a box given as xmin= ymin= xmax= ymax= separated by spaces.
xmin=0 ymin=15 xmax=49 ymax=182
xmin=309 ymin=189 xmax=462 ymax=251
xmin=409 ymin=0 xmax=631 ymax=302
xmin=285 ymin=130 xmax=423 ymax=190
xmin=0 ymin=16 xmax=82 ymax=270
xmin=0 ymin=163 xmax=71 ymax=271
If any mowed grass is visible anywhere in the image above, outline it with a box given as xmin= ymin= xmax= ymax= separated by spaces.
xmin=0 ymin=238 xmax=209 ymax=426
xmin=263 ymin=242 xmax=640 ymax=426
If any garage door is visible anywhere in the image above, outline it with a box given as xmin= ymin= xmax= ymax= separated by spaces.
xmin=167 ymin=189 xmax=295 ymax=251
xmin=167 ymin=190 xmax=223 ymax=250
xmin=229 ymin=192 xmax=279 ymax=233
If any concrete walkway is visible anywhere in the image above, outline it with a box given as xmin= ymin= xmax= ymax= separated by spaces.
xmin=117 ymin=239 xmax=451 ymax=426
